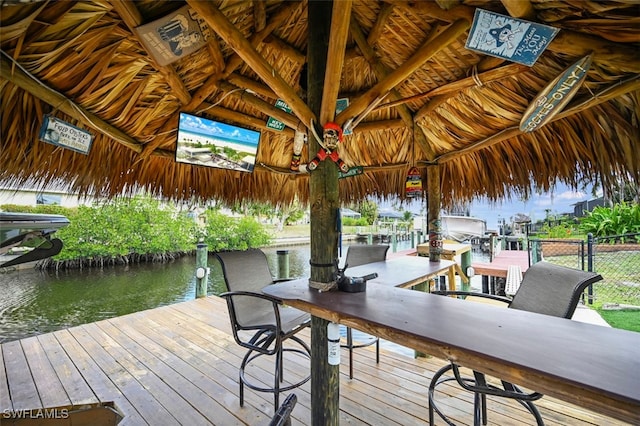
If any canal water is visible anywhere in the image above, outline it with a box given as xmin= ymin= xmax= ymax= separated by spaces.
xmin=0 ymin=241 xmax=487 ymax=344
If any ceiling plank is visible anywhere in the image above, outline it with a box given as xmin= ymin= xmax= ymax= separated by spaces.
xmin=432 ymin=76 xmax=640 ymax=163
xmin=187 ymin=0 xmax=315 ymax=128
xmin=111 ymin=0 xmax=191 ymax=105
xmin=335 ymin=19 xmax=469 ymax=127
xmin=320 ymin=0 xmax=352 ymax=124
xmin=367 ymin=2 xmax=395 ymax=47
xmin=0 ymin=52 xmax=143 ymax=153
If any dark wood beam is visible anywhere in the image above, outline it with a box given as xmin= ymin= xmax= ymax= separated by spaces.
xmin=111 ymin=0 xmax=191 ymax=105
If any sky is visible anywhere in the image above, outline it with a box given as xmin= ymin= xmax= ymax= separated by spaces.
xmin=382 ymin=182 xmax=601 ymax=231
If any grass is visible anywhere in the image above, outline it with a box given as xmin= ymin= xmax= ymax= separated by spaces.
xmin=595 ymin=309 xmax=640 ymax=332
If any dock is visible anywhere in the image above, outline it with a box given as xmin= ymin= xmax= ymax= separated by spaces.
xmin=1 ymin=296 xmax=624 ymax=425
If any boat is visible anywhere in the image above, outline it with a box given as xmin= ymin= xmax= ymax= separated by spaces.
xmin=440 ymin=214 xmax=487 ymax=243
xmin=1 ymin=212 xmax=70 ymax=268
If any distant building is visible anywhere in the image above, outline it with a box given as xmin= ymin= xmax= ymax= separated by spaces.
xmin=572 ymin=197 xmax=606 ymax=217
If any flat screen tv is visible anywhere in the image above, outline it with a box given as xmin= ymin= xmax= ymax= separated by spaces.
xmin=175 ymin=112 xmax=261 ymax=172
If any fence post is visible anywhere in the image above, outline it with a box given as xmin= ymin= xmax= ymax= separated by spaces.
xmin=587 ymin=233 xmax=594 ymax=305
xmin=195 ymin=243 xmax=209 ymax=298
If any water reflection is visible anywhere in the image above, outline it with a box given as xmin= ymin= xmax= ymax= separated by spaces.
xmin=0 ymin=240 xmax=482 ymax=345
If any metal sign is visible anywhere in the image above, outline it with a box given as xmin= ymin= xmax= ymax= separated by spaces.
xmin=135 ymin=5 xmax=210 ymax=66
xmin=266 ymin=99 xmax=291 ymax=131
xmin=465 ymin=9 xmax=559 ymax=67
xmin=339 ymin=166 xmax=363 ymax=179
xmin=520 ymin=54 xmax=592 ymax=133
xmin=39 ymin=116 xmax=94 ymax=154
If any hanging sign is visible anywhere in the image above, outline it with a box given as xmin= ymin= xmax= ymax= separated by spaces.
xmin=338 ymin=166 xmax=363 ymax=179
xmin=135 ymin=6 xmax=210 ymax=66
xmin=465 ymin=9 xmax=559 ymax=66
xmin=336 ymin=98 xmax=352 ymax=135
xmin=520 ymin=54 xmax=592 ymax=133
xmin=266 ymin=99 xmax=291 ymax=131
xmin=39 ymin=116 xmax=94 ymax=155
xmin=405 ymin=167 xmax=423 ymax=198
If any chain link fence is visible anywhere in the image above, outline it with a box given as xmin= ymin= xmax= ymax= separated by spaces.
xmin=529 ymin=233 xmax=640 ymax=308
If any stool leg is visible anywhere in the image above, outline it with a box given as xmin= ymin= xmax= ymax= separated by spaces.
xmin=347 ymin=327 xmax=354 ymax=379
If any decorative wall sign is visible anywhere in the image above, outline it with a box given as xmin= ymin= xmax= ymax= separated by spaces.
xmin=338 ymin=166 xmax=363 ymax=179
xmin=135 ymin=5 xmax=210 ymax=66
xmin=336 ymin=98 xmax=352 ymax=135
xmin=266 ymin=99 xmax=291 ymax=131
xmin=39 ymin=116 xmax=94 ymax=154
xmin=520 ymin=54 xmax=592 ymax=133
xmin=405 ymin=167 xmax=423 ymax=198
xmin=465 ymin=9 xmax=559 ymax=66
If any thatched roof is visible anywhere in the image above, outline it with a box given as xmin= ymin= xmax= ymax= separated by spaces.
xmin=1 ymin=0 xmax=639 ymax=209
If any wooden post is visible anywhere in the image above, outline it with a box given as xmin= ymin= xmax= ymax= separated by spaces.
xmin=195 ymin=243 xmax=208 ymax=298
xmin=277 ymin=250 xmax=290 ymax=280
xmin=308 ymin=2 xmax=340 ymax=425
xmin=427 ymin=165 xmax=443 ymax=262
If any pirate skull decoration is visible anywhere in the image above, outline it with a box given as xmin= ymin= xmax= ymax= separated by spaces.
xmin=307 ymin=122 xmax=349 ymax=173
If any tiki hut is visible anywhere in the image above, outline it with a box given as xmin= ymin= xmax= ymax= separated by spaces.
xmin=1 ymin=0 xmax=638 ymax=210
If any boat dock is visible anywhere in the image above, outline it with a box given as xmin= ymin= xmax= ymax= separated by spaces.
xmin=0 ymin=296 xmax=623 ymax=425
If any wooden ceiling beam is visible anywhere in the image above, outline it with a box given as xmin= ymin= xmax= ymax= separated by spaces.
xmin=111 ymin=0 xmax=191 ymax=105
xmin=138 ymin=1 xmax=302 ymax=161
xmin=199 ymin=104 xmax=295 ymax=137
xmin=367 ymin=2 xmax=395 ymax=47
xmin=216 ymin=80 xmax=305 ymax=132
xmin=320 ymin=0 xmax=352 ymax=124
xmin=501 ymin=0 xmax=536 ymax=20
xmin=226 ymin=73 xmax=277 ymax=99
xmin=0 ymin=52 xmax=143 ymax=153
xmin=411 ymin=63 xmax=528 ymax=121
xmin=187 ymin=0 xmax=315 ymax=128
xmin=349 ymin=15 xmax=434 ymax=158
xmin=253 ymin=0 xmax=266 ymax=32
xmin=335 ymin=19 xmax=469 ymax=128
xmin=263 ymin=35 xmax=305 ymax=65
xmin=399 ymin=0 xmax=640 ymax=73
xmin=431 ymin=76 xmax=640 ymax=164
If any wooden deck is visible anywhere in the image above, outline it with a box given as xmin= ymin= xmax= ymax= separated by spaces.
xmin=471 ymin=250 xmax=530 ymax=278
xmin=0 ymin=296 xmax=629 ymax=425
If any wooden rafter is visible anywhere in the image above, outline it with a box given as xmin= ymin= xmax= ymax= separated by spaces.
xmin=111 ymin=0 xmax=191 ymax=105
xmin=188 ymin=0 xmax=315 ymax=129
xmin=501 ymin=0 xmax=536 ymax=19
xmin=137 ymin=1 xmax=302 ymax=161
xmin=335 ymin=19 xmax=469 ymax=127
xmin=0 ymin=52 xmax=143 ymax=154
xmin=349 ymin=15 xmax=434 ymax=158
xmin=320 ymin=0 xmax=352 ymax=124
xmin=404 ymin=0 xmax=640 ymax=74
xmin=431 ymin=76 xmax=640 ymax=164
xmin=412 ymin=63 xmax=529 ymax=121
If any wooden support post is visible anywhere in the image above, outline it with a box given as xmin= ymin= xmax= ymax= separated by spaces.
xmin=277 ymin=249 xmax=290 ymax=280
xmin=308 ymin=2 xmax=340 ymax=425
xmin=195 ymin=243 xmax=208 ymax=298
xmin=426 ymin=165 xmax=443 ymax=262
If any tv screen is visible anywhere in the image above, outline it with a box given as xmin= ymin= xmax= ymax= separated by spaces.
xmin=175 ymin=112 xmax=261 ymax=172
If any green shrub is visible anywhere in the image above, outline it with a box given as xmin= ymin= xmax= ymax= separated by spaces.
xmin=579 ymin=202 xmax=640 ymax=237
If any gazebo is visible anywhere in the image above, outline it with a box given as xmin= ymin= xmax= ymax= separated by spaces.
xmin=1 ymin=1 xmax=639 ymax=423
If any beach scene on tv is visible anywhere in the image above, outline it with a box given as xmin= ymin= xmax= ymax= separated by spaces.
xmin=175 ymin=112 xmax=260 ymax=172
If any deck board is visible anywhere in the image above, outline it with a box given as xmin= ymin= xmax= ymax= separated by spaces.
xmin=1 ymin=295 xmax=631 ymax=425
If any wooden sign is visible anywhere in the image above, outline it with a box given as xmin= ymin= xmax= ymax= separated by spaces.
xmin=39 ymin=116 xmax=94 ymax=154
xmin=405 ymin=167 xmax=422 ymax=198
xmin=466 ymin=9 xmax=559 ymax=67
xmin=135 ymin=5 xmax=210 ymax=66
xmin=520 ymin=54 xmax=592 ymax=133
